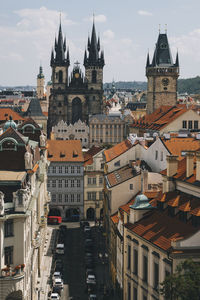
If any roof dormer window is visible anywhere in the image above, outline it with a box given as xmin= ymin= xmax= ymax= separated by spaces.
xmin=1 ymin=140 xmax=16 ymax=151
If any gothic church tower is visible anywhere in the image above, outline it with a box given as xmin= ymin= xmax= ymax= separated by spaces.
xmin=146 ymin=32 xmax=179 ymax=114
xmin=47 ymin=22 xmax=70 ymax=136
xmin=47 ymin=19 xmax=105 ymax=137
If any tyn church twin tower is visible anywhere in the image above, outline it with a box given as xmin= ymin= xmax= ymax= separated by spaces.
xmin=47 ymin=21 xmax=105 ymax=137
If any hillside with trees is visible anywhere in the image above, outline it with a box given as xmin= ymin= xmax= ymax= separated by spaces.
xmin=104 ymin=76 xmax=200 ymax=94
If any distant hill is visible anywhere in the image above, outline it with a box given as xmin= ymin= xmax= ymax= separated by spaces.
xmin=104 ymin=76 xmax=200 ymax=94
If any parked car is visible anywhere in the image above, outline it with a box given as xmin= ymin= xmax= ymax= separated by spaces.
xmin=52 ymin=286 xmax=62 ymax=296
xmin=53 ymin=278 xmax=64 ymax=289
xmin=55 ymin=244 xmax=64 ymax=255
xmin=84 ymin=226 xmax=91 ymax=233
xmin=53 ymin=271 xmax=62 ymax=281
xmin=86 ymin=274 xmax=96 ymax=285
xmin=86 ymin=268 xmax=94 ymax=277
xmin=88 ymin=295 xmax=97 ymax=300
xmin=85 ymin=239 xmax=93 ymax=246
xmin=50 ymin=293 xmax=60 ymax=299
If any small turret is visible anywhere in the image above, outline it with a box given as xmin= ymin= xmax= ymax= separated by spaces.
xmin=146 ymin=52 xmax=150 ymax=68
xmin=174 ymin=51 xmax=179 ymax=67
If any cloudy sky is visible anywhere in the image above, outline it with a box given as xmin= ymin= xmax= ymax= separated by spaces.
xmin=1 ymin=0 xmax=200 ymax=85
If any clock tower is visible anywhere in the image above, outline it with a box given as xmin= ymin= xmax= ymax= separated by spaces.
xmin=146 ymin=32 xmax=179 ymax=114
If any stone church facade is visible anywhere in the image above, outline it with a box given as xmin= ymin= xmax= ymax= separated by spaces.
xmin=146 ymin=32 xmax=179 ymax=114
xmin=47 ymin=21 xmax=105 ymax=137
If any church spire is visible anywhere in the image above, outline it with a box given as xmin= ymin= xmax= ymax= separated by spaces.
xmin=146 ymin=52 xmax=150 ymax=68
xmin=84 ymin=18 xmax=104 ymax=67
xmin=51 ymin=19 xmax=70 ymax=67
xmin=175 ymin=51 xmax=179 ymax=67
xmin=151 ymin=31 xmax=173 ymax=66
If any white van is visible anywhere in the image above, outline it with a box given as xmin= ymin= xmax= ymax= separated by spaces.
xmin=55 ymin=243 xmax=64 ymax=255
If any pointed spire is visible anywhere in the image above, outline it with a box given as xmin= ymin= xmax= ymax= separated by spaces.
xmin=66 ymin=47 xmax=70 ymax=65
xmin=84 ymin=49 xmax=87 ymax=65
xmin=175 ymin=51 xmax=179 ymax=67
xmin=100 ymin=50 xmax=105 ymax=66
xmin=63 ymin=36 xmax=66 ymax=52
xmin=97 ymin=36 xmax=100 ymax=52
xmin=87 ymin=36 xmax=91 ymax=51
xmin=151 ymin=32 xmax=173 ymax=66
xmin=51 ymin=48 xmax=54 ymax=66
xmin=146 ymin=52 xmax=150 ymax=68
xmin=54 ymin=36 xmax=57 ymax=51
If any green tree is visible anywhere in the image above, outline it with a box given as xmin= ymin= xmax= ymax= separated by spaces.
xmin=160 ymin=259 xmax=200 ymax=300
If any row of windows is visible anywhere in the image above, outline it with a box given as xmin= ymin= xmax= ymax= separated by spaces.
xmin=52 ymin=193 xmax=81 ymax=203
xmin=57 ymin=129 xmax=86 ymax=133
xmin=48 ymin=179 xmax=81 ymax=188
xmin=91 ymin=124 xmax=122 ymax=129
xmin=87 ymin=177 xmax=103 ymax=185
xmin=127 ymin=243 xmax=171 ymax=290
xmin=91 ymin=137 xmax=122 ymax=143
xmin=49 ymin=165 xmax=82 ymax=174
xmin=182 ymin=120 xmax=198 ymax=130
xmin=87 ymin=191 xmax=104 ymax=201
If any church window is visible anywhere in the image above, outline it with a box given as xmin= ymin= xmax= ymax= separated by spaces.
xmin=58 ymin=70 xmax=63 ymax=83
xmin=188 ymin=120 xmax=193 ymax=129
xmin=92 ymin=70 xmax=97 ymax=83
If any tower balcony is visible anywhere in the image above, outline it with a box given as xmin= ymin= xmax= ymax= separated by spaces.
xmin=146 ymin=66 xmax=179 ymax=77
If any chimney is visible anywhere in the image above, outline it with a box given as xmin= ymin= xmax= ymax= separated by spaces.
xmin=196 ymin=151 xmax=200 ymax=181
xmin=166 ymin=155 xmax=178 ymax=177
xmin=186 ymin=151 xmax=194 ymax=178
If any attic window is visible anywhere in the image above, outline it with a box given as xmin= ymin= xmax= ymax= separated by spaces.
xmin=2 ymin=140 xmax=16 ymax=151
xmin=160 ymin=43 xmax=167 ymax=49
xmin=73 ymin=151 xmax=78 ymax=157
xmin=60 ymin=152 xmax=65 ymax=158
xmin=24 ymin=126 xmax=34 ymax=133
xmin=48 ymin=152 xmax=53 ymax=158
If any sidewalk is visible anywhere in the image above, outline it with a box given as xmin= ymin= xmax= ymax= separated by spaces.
xmin=38 ymin=226 xmax=58 ymax=300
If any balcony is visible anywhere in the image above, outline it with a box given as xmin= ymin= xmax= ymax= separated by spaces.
xmin=0 ymin=265 xmax=25 ymax=280
xmin=13 ymin=186 xmax=31 ymax=213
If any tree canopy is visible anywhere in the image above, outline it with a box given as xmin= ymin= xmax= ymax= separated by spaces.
xmin=160 ymin=259 xmax=200 ymax=300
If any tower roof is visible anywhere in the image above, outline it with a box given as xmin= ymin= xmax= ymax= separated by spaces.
xmin=25 ymin=98 xmax=44 ymax=117
xmin=50 ymin=20 xmax=70 ymax=67
xmin=37 ymin=65 xmax=44 ymax=79
xmin=84 ymin=19 xmax=105 ymax=67
xmin=151 ymin=33 xmax=174 ymax=67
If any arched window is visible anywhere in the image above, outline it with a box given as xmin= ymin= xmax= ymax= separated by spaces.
xmin=58 ymin=70 xmax=63 ymax=83
xmin=2 ymin=140 xmax=16 ymax=151
xmin=92 ymin=70 xmax=97 ymax=83
xmin=24 ymin=126 xmax=34 ymax=133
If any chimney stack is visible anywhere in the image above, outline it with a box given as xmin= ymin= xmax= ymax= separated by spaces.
xmin=186 ymin=151 xmax=194 ymax=178
xmin=166 ymin=155 xmax=178 ymax=177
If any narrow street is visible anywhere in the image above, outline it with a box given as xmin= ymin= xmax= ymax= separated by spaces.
xmin=56 ymin=222 xmax=116 ymax=300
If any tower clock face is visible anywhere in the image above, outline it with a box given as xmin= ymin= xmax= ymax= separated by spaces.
xmin=162 ymin=78 xmax=169 ymax=86
xmin=75 ymin=73 xmax=80 ymax=79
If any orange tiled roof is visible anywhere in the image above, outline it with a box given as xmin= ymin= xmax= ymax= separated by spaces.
xmin=131 ymin=104 xmax=195 ymax=131
xmin=0 ymin=108 xmax=24 ymax=121
xmin=106 ymin=165 xmax=140 ymax=187
xmin=47 ymin=140 xmax=84 ymax=162
xmin=84 ymin=146 xmax=103 ymax=166
xmin=125 ymin=210 xmax=198 ymax=251
xmin=111 ymin=212 xmax=119 ymax=224
xmin=43 ymin=112 xmax=48 ymax=116
xmin=161 ymin=137 xmax=200 ymax=160
xmin=104 ymin=139 xmax=133 ymax=162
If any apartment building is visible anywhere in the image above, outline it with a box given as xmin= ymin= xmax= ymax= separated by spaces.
xmin=83 ymin=146 xmax=104 ymax=220
xmin=123 ymin=152 xmax=200 ymax=300
xmin=0 ymin=120 xmax=49 ymax=300
xmin=47 ymin=140 xmax=84 ymax=220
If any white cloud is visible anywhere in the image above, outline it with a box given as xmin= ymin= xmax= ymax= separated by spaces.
xmin=103 ymin=30 xmax=115 ymax=40
xmin=84 ymin=14 xmax=107 ymax=23
xmin=0 ymin=7 xmax=80 ymax=85
xmin=138 ymin=10 xmax=153 ymax=16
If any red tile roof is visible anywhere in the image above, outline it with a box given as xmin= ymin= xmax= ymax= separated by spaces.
xmin=84 ymin=146 xmax=103 ymax=166
xmin=0 ymin=108 xmax=24 ymax=121
xmin=111 ymin=212 xmax=119 ymax=224
xmin=161 ymin=137 xmax=200 ymax=160
xmin=47 ymin=140 xmax=84 ymax=162
xmin=106 ymin=165 xmax=140 ymax=187
xmin=125 ymin=210 xmax=198 ymax=251
xmin=104 ymin=139 xmax=133 ymax=162
xmin=131 ymin=104 xmax=196 ymax=131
